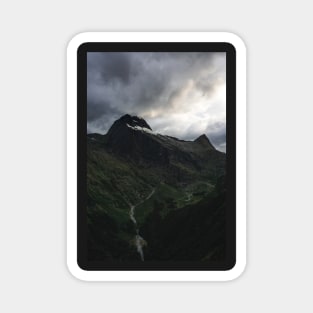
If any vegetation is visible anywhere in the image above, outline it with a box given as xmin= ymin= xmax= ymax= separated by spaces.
xmin=86 ymin=115 xmax=226 ymax=262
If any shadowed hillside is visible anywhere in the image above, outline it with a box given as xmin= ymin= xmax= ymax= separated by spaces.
xmin=87 ymin=114 xmax=226 ymax=262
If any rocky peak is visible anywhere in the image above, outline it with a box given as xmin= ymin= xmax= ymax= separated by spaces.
xmin=118 ymin=114 xmax=152 ymax=130
xmin=106 ymin=114 xmax=151 ymax=139
xmin=194 ymin=134 xmax=215 ymax=150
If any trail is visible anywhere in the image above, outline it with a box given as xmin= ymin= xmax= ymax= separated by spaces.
xmin=129 ymin=188 xmax=155 ymax=261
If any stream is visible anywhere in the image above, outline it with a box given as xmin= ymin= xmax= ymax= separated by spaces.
xmin=129 ymin=188 xmax=155 ymax=261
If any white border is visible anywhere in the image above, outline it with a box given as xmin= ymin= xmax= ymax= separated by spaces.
xmin=67 ymin=32 xmax=246 ymax=281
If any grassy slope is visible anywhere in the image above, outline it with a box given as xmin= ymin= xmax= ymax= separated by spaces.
xmin=87 ymin=140 xmax=160 ymax=260
xmin=87 ymin=138 xmax=225 ymax=261
xmin=141 ymin=176 xmax=226 ymax=261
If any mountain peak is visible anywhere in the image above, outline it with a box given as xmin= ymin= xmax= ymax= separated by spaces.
xmin=106 ymin=114 xmax=153 ymax=150
xmin=194 ymin=134 xmax=215 ymax=150
xmin=118 ymin=114 xmax=152 ymax=130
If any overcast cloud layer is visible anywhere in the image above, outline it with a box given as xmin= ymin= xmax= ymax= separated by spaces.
xmin=87 ymin=52 xmax=226 ymax=152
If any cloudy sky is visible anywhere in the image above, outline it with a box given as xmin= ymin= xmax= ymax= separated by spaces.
xmin=87 ymin=52 xmax=226 ymax=152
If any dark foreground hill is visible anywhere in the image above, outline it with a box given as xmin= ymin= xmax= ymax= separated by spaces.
xmin=87 ymin=114 xmax=226 ymax=262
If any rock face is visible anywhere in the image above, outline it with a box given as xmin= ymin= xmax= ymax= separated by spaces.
xmin=107 ymin=114 xmax=152 ymax=141
xmin=117 ymin=114 xmax=152 ymax=129
xmin=86 ymin=114 xmax=226 ymax=262
xmin=194 ymin=134 xmax=215 ymax=150
xmin=105 ymin=114 xmax=168 ymax=164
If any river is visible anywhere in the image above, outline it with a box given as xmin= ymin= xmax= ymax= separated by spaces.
xmin=129 ymin=188 xmax=155 ymax=261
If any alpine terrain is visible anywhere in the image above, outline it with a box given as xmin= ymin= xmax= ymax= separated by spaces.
xmin=87 ymin=114 xmax=226 ymax=262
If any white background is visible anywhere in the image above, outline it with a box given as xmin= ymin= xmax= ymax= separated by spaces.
xmin=0 ymin=1 xmax=312 ymax=312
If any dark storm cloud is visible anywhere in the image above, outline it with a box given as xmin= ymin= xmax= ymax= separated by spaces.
xmin=88 ymin=52 xmax=133 ymax=83
xmin=87 ymin=52 xmax=226 ymax=151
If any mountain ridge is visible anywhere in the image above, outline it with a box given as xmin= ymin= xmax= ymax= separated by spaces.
xmin=89 ymin=114 xmax=219 ymax=147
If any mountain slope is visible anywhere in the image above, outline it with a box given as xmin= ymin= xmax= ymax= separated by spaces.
xmin=86 ymin=114 xmax=226 ymax=262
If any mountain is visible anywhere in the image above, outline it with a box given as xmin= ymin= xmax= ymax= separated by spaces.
xmin=86 ymin=114 xmax=226 ymax=262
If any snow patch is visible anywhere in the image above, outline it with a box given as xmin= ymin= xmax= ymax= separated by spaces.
xmin=126 ymin=124 xmax=159 ymax=136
